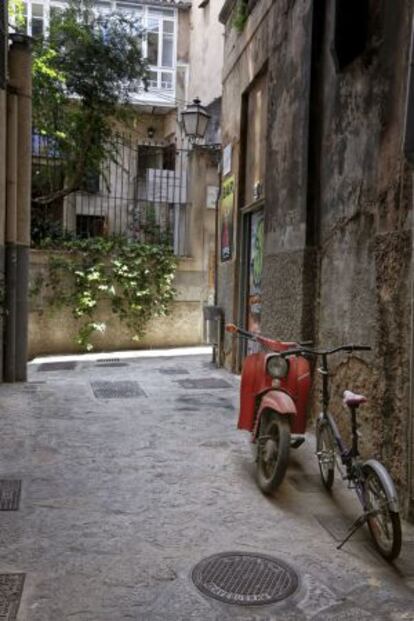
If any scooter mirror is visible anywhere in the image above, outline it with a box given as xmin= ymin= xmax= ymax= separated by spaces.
xmin=226 ymin=323 xmax=238 ymax=333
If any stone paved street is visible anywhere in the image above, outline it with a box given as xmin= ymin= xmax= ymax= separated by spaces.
xmin=0 ymin=349 xmax=414 ymax=620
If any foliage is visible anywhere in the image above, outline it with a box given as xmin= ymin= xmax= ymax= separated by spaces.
xmin=8 ymin=0 xmax=25 ymax=29
xmin=31 ymin=0 xmax=148 ymax=205
xmin=232 ymin=0 xmax=248 ymax=32
xmin=34 ymin=237 xmax=177 ymax=350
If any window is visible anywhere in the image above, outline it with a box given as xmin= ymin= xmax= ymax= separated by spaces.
xmin=76 ymin=215 xmax=106 ymax=238
xmin=18 ymin=1 xmax=176 ymax=91
xmin=31 ymin=3 xmax=44 ymax=36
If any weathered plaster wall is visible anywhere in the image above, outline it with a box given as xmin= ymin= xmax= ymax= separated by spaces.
xmin=315 ymin=0 xmax=413 ymax=494
xmin=260 ymin=0 xmax=314 ymax=343
xmin=219 ymin=0 xmax=274 ymax=368
xmin=187 ymin=148 xmax=218 ymax=300
xmin=188 ymin=0 xmax=224 ymax=106
xmin=28 ymin=251 xmax=205 ymax=357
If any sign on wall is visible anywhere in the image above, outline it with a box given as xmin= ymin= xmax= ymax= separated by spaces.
xmin=220 ymin=176 xmax=235 ymax=262
xmin=222 ymin=144 xmax=232 ymax=177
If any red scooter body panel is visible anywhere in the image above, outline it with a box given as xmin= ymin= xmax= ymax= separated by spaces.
xmin=238 ymin=338 xmax=311 ymax=436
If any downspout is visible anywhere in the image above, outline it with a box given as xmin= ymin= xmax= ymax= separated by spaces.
xmin=403 ymin=11 xmax=414 ymax=520
xmin=0 ymin=3 xmax=6 ymax=382
xmin=8 ymin=34 xmax=32 ymax=382
xmin=4 ymin=83 xmax=18 ymax=382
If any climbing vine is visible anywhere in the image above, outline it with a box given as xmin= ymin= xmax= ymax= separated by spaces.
xmin=232 ymin=0 xmax=248 ymax=32
xmin=33 ymin=237 xmax=177 ymax=350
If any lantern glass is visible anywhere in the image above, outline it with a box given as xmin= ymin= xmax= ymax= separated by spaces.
xmin=182 ymin=99 xmax=210 ymax=140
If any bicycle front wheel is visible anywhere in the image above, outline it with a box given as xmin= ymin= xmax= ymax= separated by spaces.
xmin=363 ymin=464 xmax=402 ymax=561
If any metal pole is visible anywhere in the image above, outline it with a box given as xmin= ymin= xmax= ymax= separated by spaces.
xmin=404 ymin=12 xmax=414 ymax=519
xmin=8 ymin=34 xmax=32 ymax=382
xmin=0 ymin=0 xmax=7 ymax=380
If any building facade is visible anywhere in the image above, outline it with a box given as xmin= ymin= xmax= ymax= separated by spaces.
xmin=13 ymin=0 xmax=224 ymax=356
xmin=217 ymin=0 xmax=414 ymax=518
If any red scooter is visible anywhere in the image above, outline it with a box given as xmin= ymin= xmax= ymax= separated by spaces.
xmin=226 ymin=324 xmax=311 ymax=493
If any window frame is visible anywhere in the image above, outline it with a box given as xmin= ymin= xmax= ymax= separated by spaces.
xmin=19 ymin=1 xmax=177 ymax=93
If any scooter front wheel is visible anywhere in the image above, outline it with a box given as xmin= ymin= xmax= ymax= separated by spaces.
xmin=257 ymin=411 xmax=290 ymax=494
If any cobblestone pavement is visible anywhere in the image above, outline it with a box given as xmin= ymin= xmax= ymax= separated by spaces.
xmin=0 ymin=349 xmax=413 ymax=620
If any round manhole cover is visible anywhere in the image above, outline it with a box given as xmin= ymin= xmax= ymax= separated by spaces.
xmin=192 ymin=552 xmax=298 ymax=606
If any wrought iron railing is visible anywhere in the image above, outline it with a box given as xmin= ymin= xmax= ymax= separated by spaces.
xmin=31 ymin=134 xmax=190 ymax=255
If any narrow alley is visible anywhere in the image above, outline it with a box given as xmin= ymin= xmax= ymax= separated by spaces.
xmin=0 ymin=349 xmax=413 ymax=620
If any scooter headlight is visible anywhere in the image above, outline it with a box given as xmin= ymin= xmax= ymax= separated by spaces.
xmin=266 ymin=355 xmax=289 ymax=379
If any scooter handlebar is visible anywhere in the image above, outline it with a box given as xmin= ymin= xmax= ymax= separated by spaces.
xmin=225 ymin=323 xmax=255 ymax=339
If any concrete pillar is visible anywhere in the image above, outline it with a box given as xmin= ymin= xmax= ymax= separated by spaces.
xmin=7 ymin=34 xmax=32 ymax=382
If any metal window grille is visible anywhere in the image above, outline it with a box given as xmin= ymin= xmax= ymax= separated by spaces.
xmin=31 ymin=134 xmax=190 ymax=256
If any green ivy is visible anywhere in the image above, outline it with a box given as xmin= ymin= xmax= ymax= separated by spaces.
xmin=232 ymin=0 xmax=248 ymax=32
xmin=35 ymin=237 xmax=177 ymax=351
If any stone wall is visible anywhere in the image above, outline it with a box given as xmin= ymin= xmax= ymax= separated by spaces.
xmin=28 ymin=251 xmax=207 ymax=357
xmin=218 ymin=0 xmax=414 ymax=510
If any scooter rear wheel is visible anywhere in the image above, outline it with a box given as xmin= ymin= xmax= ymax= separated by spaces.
xmin=257 ymin=411 xmax=290 ymax=494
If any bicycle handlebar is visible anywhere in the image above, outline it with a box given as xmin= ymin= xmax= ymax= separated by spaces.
xmin=279 ymin=344 xmax=371 ymax=358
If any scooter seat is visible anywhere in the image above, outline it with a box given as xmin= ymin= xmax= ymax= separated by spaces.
xmin=343 ymin=390 xmax=367 ymax=407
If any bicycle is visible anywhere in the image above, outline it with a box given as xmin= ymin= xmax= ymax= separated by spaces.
xmin=278 ymin=343 xmax=402 ymax=562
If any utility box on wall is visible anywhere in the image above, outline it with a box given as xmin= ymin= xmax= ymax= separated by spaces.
xmin=203 ymin=305 xmax=223 ymax=345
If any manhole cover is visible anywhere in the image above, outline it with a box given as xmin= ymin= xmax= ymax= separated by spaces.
xmin=0 ymin=481 xmax=21 ymax=511
xmin=0 ymin=574 xmax=25 ymax=620
xmin=192 ymin=552 xmax=298 ymax=606
xmin=176 ymin=378 xmax=231 ymax=390
xmin=91 ymin=381 xmax=146 ymax=399
xmin=38 ymin=361 xmax=77 ymax=372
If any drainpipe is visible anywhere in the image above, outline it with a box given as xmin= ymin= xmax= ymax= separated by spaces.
xmin=7 ymin=34 xmax=32 ymax=382
xmin=404 ymin=11 xmax=414 ymax=520
xmin=4 ymin=84 xmax=18 ymax=382
xmin=0 ymin=1 xmax=7 ymax=380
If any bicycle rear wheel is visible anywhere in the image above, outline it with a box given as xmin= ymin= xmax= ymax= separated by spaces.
xmin=363 ymin=464 xmax=401 ymax=561
xmin=316 ymin=419 xmax=335 ymax=490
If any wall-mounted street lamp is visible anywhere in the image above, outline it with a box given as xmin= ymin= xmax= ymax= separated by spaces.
xmin=181 ymin=98 xmax=210 ymax=141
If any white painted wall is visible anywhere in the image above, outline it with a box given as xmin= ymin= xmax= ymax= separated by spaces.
xmin=188 ymin=0 xmax=224 ymax=106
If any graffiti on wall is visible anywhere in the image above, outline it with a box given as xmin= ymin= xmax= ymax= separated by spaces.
xmin=247 ymin=210 xmax=264 ymax=336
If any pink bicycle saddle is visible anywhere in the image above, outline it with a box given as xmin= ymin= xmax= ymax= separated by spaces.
xmin=343 ymin=390 xmax=367 ymax=407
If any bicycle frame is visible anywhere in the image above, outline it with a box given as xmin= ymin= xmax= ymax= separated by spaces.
xmin=318 ymin=353 xmax=366 ymax=504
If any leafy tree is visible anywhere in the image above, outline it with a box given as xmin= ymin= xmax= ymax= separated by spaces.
xmin=31 ymin=0 xmax=148 ymax=204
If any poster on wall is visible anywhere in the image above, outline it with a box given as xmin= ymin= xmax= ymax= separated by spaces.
xmin=220 ymin=176 xmax=235 ymax=262
xmin=247 ymin=210 xmax=264 ymax=349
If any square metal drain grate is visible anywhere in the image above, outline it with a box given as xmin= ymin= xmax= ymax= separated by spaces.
xmin=175 ymin=378 xmax=232 ymax=390
xmin=38 ymin=361 xmax=77 ymax=372
xmin=91 ymin=381 xmax=146 ymax=399
xmin=158 ymin=368 xmax=190 ymax=375
xmin=314 ymin=514 xmax=368 ymax=542
xmin=0 ymin=574 xmax=25 ymax=620
xmin=95 ymin=362 xmax=129 ymax=368
xmin=0 ymin=481 xmax=21 ymax=511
